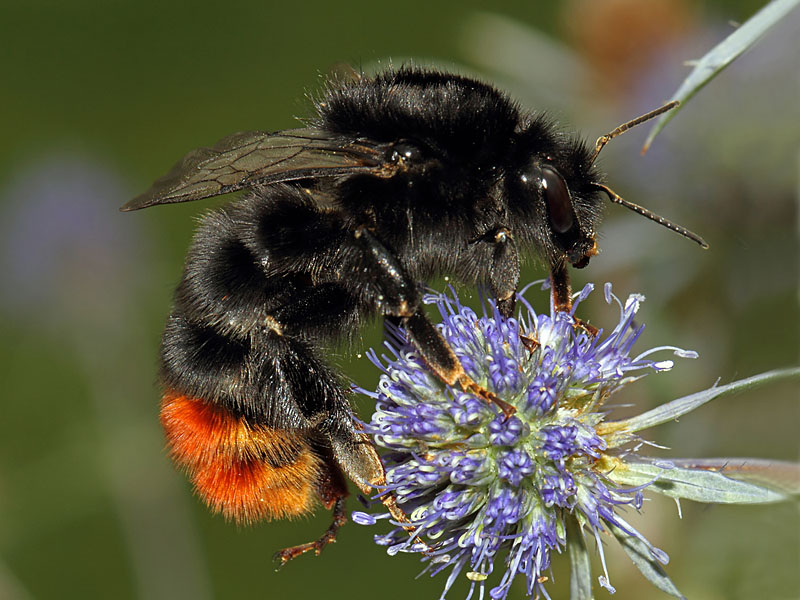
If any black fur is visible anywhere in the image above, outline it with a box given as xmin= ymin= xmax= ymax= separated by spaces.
xmin=146 ymin=66 xmax=606 ymax=503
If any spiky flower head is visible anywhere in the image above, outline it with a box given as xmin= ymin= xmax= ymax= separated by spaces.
xmin=354 ymin=282 xmax=794 ymax=599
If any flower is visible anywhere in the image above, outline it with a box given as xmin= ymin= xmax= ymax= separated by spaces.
xmin=354 ymin=282 xmax=795 ymax=600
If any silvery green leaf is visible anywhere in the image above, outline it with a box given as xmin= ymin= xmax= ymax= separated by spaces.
xmin=607 ymin=460 xmax=789 ymax=503
xmin=607 ymin=522 xmax=685 ymax=599
xmin=642 ymin=0 xmax=800 ymax=152
xmin=601 ymin=367 xmax=800 ymax=435
xmin=668 ymin=458 xmax=800 ymax=496
xmin=566 ymin=518 xmax=593 ymax=600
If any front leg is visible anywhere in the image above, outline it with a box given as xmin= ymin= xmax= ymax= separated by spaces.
xmin=484 ymin=227 xmax=544 ymax=352
xmin=487 ymin=227 xmax=520 ymax=319
xmin=550 ymin=260 xmax=598 ymax=336
xmin=355 ymin=226 xmax=515 ymax=417
xmin=550 ymin=259 xmax=573 ymax=313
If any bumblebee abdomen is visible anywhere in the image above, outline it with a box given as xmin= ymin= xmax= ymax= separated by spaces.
xmin=161 ymin=392 xmax=322 ymax=523
xmin=158 ymin=206 xmax=374 ymax=522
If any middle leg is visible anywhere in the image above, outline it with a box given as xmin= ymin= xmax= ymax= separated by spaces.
xmin=356 ymin=226 xmax=516 ymax=417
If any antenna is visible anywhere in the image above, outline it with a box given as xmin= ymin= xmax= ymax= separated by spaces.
xmin=590 ymin=101 xmax=679 ymax=164
xmin=593 ymin=183 xmax=709 ymax=249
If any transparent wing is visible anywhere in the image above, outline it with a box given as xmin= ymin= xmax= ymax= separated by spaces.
xmin=121 ymin=128 xmax=389 ymax=211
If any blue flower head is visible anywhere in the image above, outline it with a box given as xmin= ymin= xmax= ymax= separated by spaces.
xmin=354 ymin=282 xmax=795 ymax=599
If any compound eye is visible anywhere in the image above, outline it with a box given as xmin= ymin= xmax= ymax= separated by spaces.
xmin=541 ymin=166 xmax=574 ymax=234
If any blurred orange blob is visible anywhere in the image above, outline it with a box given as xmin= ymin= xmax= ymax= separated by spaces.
xmin=562 ymin=0 xmax=696 ymax=95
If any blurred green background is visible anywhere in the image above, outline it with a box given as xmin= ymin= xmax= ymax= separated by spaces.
xmin=1 ymin=1 xmax=797 ymax=599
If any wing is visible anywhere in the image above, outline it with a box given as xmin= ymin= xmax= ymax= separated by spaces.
xmin=121 ymin=128 xmax=391 ymax=211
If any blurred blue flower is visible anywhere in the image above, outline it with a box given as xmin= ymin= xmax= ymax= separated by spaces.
xmin=0 ymin=154 xmax=149 ymax=329
xmin=354 ymin=282 xmax=794 ymax=599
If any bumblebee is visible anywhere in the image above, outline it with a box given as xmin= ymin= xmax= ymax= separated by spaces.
xmin=123 ymin=67 xmax=705 ymax=564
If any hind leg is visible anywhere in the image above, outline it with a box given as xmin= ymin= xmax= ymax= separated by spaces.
xmin=273 ymin=448 xmax=350 ymax=566
xmin=356 ymin=227 xmax=516 ymax=418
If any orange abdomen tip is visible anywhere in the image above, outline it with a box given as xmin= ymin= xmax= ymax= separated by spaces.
xmin=161 ymin=392 xmax=321 ymax=524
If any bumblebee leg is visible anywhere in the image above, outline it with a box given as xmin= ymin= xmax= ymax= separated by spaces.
xmin=356 ymin=226 xmax=515 ymax=418
xmin=488 ymin=227 xmax=520 ymax=319
xmin=550 ymin=261 xmax=598 ymax=336
xmin=402 ymin=312 xmax=515 ymax=417
xmin=273 ymin=498 xmax=348 ymax=567
xmin=273 ymin=454 xmax=350 ymax=567
xmin=483 ymin=226 xmax=544 ymax=353
xmin=326 ymin=413 xmax=410 ymax=522
xmin=350 ymin=438 xmax=434 ymax=552
xmin=273 ymin=433 xmax=433 ymax=566
xmin=550 ymin=260 xmax=573 ymax=313
xmin=354 ymin=225 xmax=420 ymax=318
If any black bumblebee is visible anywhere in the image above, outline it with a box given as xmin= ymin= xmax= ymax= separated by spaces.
xmin=123 ymin=67 xmax=705 ymax=564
